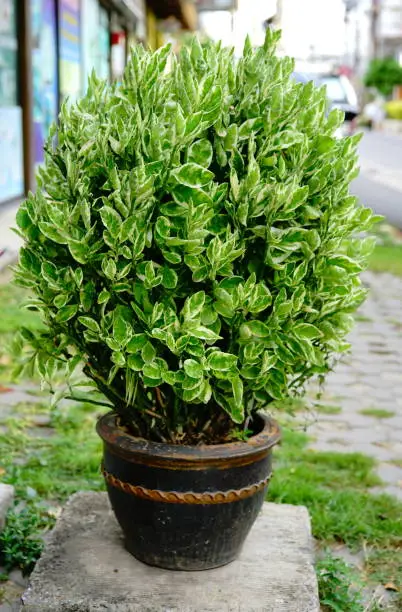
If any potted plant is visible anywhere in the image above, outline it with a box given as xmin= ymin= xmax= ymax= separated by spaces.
xmin=14 ymin=31 xmax=378 ymax=571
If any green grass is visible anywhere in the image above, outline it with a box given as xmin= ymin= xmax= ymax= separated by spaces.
xmin=368 ymin=244 xmax=402 ymax=277
xmin=0 ymin=399 xmax=103 ymax=579
xmin=315 ymin=404 xmax=342 ymax=415
xmin=354 ymin=314 xmax=373 ymax=323
xmin=0 ymin=409 xmax=401 ymax=610
xmin=272 ymin=399 xmax=342 ymax=417
xmin=270 ymin=430 xmax=401 ymax=550
xmin=0 ymin=283 xmax=42 ymax=335
xmin=0 ymin=281 xmax=42 ymax=383
xmin=270 ymin=397 xmax=307 ymax=414
xmin=270 ymin=429 xmax=402 ymax=610
xmin=359 ymin=408 xmax=396 ymax=419
xmin=365 ymin=548 xmax=402 ymax=591
xmin=317 ymin=555 xmax=364 ymax=612
xmin=0 ymin=403 xmax=103 ymax=501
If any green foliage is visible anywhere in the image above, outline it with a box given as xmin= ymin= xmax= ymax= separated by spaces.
xmin=385 ymin=100 xmax=402 ymax=120
xmin=317 ymin=555 xmax=364 ymax=612
xmin=369 ymin=245 xmax=402 ymax=277
xmin=0 ymin=506 xmax=54 ymax=575
xmin=14 ymin=31 xmax=379 ymax=442
xmin=364 ymin=57 xmax=402 ymax=97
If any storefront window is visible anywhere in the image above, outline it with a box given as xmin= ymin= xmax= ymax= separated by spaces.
xmin=0 ymin=0 xmax=18 ymax=106
xmin=99 ymin=6 xmax=110 ymax=80
xmin=82 ymin=0 xmax=110 ymax=91
xmin=59 ymin=0 xmax=82 ymax=102
xmin=31 ymin=0 xmax=58 ymax=167
xmin=0 ymin=0 xmax=24 ymax=202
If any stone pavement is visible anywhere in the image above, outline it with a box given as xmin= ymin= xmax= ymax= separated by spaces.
xmin=383 ymin=119 xmax=402 ymax=137
xmin=305 ymin=270 xmax=402 ymax=499
xmin=360 ymin=159 xmax=402 ymax=194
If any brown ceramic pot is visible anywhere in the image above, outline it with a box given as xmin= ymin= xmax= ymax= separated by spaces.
xmin=97 ymin=412 xmax=280 ymax=571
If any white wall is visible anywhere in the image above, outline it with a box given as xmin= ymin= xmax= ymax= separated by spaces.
xmin=278 ymin=0 xmax=346 ymax=60
xmin=379 ymin=0 xmax=402 ymax=40
xmin=199 ymin=0 xmax=277 ymax=53
xmin=344 ymin=0 xmax=371 ymax=75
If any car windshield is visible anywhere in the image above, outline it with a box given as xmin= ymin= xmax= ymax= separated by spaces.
xmin=319 ymin=77 xmax=347 ymax=103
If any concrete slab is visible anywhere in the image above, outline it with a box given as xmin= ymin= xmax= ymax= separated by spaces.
xmin=0 ymin=483 xmax=14 ymax=531
xmin=22 ymin=492 xmax=319 ymax=612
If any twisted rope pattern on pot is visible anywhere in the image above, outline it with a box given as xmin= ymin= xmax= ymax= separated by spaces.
xmin=101 ymin=464 xmax=272 ymax=505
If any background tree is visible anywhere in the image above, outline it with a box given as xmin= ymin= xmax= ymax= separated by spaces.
xmin=364 ymin=57 xmax=402 ymax=97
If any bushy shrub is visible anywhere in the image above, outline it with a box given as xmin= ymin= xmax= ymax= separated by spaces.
xmin=14 ymin=32 xmax=379 ymax=443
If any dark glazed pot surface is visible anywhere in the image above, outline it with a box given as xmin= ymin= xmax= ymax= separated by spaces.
xmin=97 ymin=412 xmax=280 ymax=570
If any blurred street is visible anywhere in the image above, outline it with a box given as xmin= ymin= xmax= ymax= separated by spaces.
xmin=354 ymin=130 xmax=402 ymax=228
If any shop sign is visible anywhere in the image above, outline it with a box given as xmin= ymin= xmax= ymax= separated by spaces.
xmin=31 ymin=0 xmax=58 ymax=166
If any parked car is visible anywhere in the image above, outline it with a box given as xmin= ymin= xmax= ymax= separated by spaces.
xmin=292 ymin=71 xmax=359 ymax=137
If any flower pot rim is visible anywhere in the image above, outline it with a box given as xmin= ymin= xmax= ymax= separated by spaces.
xmin=97 ymin=411 xmax=280 ymax=468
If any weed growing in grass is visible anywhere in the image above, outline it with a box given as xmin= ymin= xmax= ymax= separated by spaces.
xmin=315 ymin=404 xmax=342 ymax=415
xmin=0 ymin=506 xmax=54 ymax=575
xmin=359 ymin=408 xmax=396 ymax=419
xmin=316 ymin=555 xmax=363 ymax=612
xmin=0 ymin=402 xmax=103 ymax=574
xmin=354 ymin=314 xmax=374 ymax=323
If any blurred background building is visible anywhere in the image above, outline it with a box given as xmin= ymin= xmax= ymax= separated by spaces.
xmin=199 ymin=1 xmax=402 ymax=78
xmin=0 ymin=0 xmax=197 ymax=205
xmin=1 ymin=0 xmax=402 ymax=207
